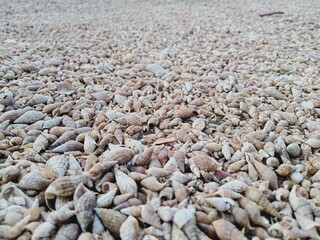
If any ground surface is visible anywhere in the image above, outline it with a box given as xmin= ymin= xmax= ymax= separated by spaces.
xmin=0 ymin=0 xmax=320 ymax=239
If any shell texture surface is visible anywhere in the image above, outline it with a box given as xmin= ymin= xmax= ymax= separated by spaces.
xmin=0 ymin=0 xmax=320 ymax=239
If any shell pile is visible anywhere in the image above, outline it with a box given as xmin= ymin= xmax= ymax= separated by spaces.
xmin=1 ymin=0 xmax=320 ymax=239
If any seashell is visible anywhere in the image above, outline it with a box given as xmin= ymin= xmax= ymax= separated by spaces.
xmin=290 ymin=171 xmax=304 ymax=184
xmin=0 ymin=108 xmax=32 ymax=123
xmin=114 ymin=168 xmax=138 ymax=197
xmin=221 ymin=142 xmax=234 ymax=160
xmin=265 ymin=157 xmax=279 ymax=168
xmin=97 ymin=189 xmax=117 ymax=208
xmin=295 ymin=212 xmax=320 ymax=240
xmin=159 ymin=187 xmax=174 ymax=201
xmin=84 ymin=134 xmax=97 ymax=154
xmin=275 ymin=188 xmax=290 ymax=201
xmin=264 ymin=142 xmax=275 ymax=156
xmin=172 ymin=224 xmax=188 ymax=240
xmin=245 ymin=152 xmax=278 ymax=190
xmin=114 ymin=129 xmax=124 ymax=144
xmin=309 ymin=152 xmax=320 ymax=170
xmin=227 ymin=159 xmax=246 ymax=173
xmin=119 ymin=215 xmax=140 ymax=240
xmin=78 ymin=232 xmax=95 ymax=240
xmin=6 ymin=214 xmax=31 ymax=239
xmin=189 ymin=154 xmax=220 ymax=172
xmin=140 ymin=176 xmax=166 ymax=192
xmin=163 ymin=157 xmax=178 ymax=174
xmin=1 ymin=165 xmax=21 ymax=183
xmin=289 ymin=185 xmax=313 ymax=220
xmin=95 ymin=208 xmax=127 ymax=237
xmin=113 ymin=193 xmax=132 ymax=206
xmin=47 ymin=206 xmax=76 ymax=224
xmin=198 ymin=223 xmax=216 ymax=239
xmin=238 ymin=197 xmax=269 ymax=228
xmin=205 ymin=197 xmax=236 ymax=212
xmin=113 ymin=198 xmax=143 ymax=211
xmin=51 ymin=140 xmax=83 ymax=153
xmin=169 ymin=171 xmax=192 ymax=184
xmin=146 ymin=167 xmax=170 ymax=178
xmin=275 ymin=163 xmax=295 ymax=176
xmin=120 ymin=206 xmax=142 ymax=218
xmin=245 ymin=186 xmax=282 ymax=219
xmin=174 ymin=106 xmax=194 ymax=119
xmin=32 ymin=221 xmax=56 ymax=240
xmin=91 ymin=214 xmax=104 ymax=236
xmin=287 ymin=142 xmax=301 ymax=157
xmin=135 ymin=145 xmax=154 ymax=166
xmin=128 ymin=171 xmax=147 ymax=181
xmin=45 ymin=175 xmax=90 ymax=209
xmin=137 ymin=203 xmax=161 ymax=229
xmin=219 ymin=180 xmax=248 ymax=193
xmin=212 ymin=219 xmax=248 ymax=240
xmin=101 ymin=147 xmax=134 ymax=165
xmin=89 ymin=161 xmax=117 ymax=180
xmin=55 ymin=223 xmax=80 ymax=240
xmin=158 ymin=206 xmax=176 ymax=222
xmin=46 ymin=155 xmax=68 ymax=177
xmin=115 ymin=114 xmax=141 ymax=126
xmin=172 ymin=180 xmax=189 ymax=203
xmin=14 ymin=110 xmax=46 ymax=124
xmin=18 ymin=169 xmax=54 ymax=191
xmin=74 ymin=183 xmax=96 ymax=232
xmin=173 ymin=207 xmax=195 ymax=229
xmin=32 ymin=133 xmax=50 ymax=153
xmin=212 ymin=189 xmax=243 ymax=199
xmin=50 ymin=130 xmax=77 ymax=148
xmin=306 ymin=138 xmax=320 ymax=148
xmin=192 ymin=118 xmax=206 ymax=131
xmin=231 ymin=206 xmax=254 ymax=230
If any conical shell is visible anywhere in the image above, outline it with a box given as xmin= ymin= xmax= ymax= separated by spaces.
xmin=119 ymin=216 xmax=140 ymax=240
xmin=95 ymin=208 xmax=127 ymax=237
xmin=55 ymin=223 xmax=80 ymax=240
xmin=189 ymin=154 xmax=219 ymax=172
xmin=101 ymin=148 xmax=134 ymax=165
xmin=114 ymin=168 xmax=137 ymax=197
xmin=212 ymin=219 xmax=248 ymax=240
xmin=141 ymin=203 xmax=162 ymax=229
xmin=135 ymin=145 xmax=154 ymax=166
xmin=245 ymin=152 xmax=278 ymax=190
xmin=74 ymin=184 xmax=96 ymax=232
xmin=140 ymin=176 xmax=166 ymax=192
xmin=18 ymin=170 xmax=54 ymax=190
xmin=245 ymin=186 xmax=281 ymax=219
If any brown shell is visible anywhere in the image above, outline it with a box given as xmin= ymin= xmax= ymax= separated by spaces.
xmin=244 ymin=186 xmax=281 ymax=219
xmin=95 ymin=208 xmax=127 ymax=237
xmin=190 ymin=154 xmax=219 ymax=172
xmin=101 ymin=148 xmax=134 ymax=165
xmin=212 ymin=219 xmax=248 ymax=240
xmin=135 ymin=145 xmax=154 ymax=166
xmin=175 ymin=107 xmax=194 ymax=119
xmin=245 ymin=152 xmax=278 ymax=190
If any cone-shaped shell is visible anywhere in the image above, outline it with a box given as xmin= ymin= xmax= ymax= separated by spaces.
xmin=119 ymin=216 xmax=139 ymax=240
xmin=114 ymin=168 xmax=137 ymax=197
xmin=212 ymin=219 xmax=248 ymax=240
xmin=245 ymin=152 xmax=278 ymax=190
xmin=190 ymin=154 xmax=219 ymax=172
xmin=140 ymin=176 xmax=166 ymax=192
xmin=135 ymin=146 xmax=154 ymax=166
xmin=244 ymin=186 xmax=281 ymax=219
xmin=101 ymin=148 xmax=134 ymax=165
xmin=51 ymin=140 xmax=83 ymax=153
xmin=95 ymin=208 xmax=127 ymax=237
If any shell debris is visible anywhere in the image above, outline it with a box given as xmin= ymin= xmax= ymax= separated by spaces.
xmin=0 ymin=0 xmax=319 ymax=239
